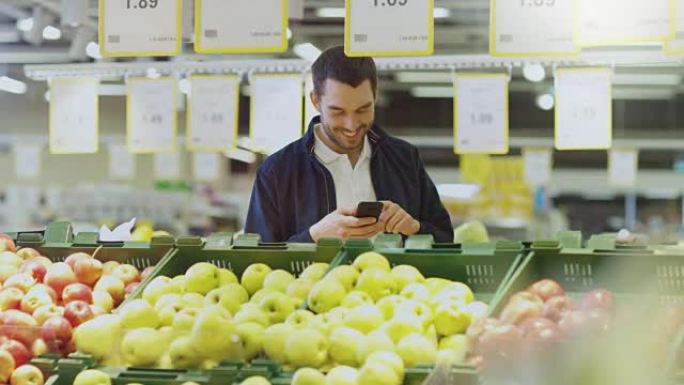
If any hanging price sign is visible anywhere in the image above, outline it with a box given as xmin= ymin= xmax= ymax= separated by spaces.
xmin=187 ymin=75 xmax=240 ymax=152
xmin=127 ymin=78 xmax=177 ymax=153
xmin=49 ymin=78 xmax=99 ymax=154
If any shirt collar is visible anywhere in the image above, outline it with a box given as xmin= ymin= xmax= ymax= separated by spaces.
xmin=314 ymin=124 xmax=371 ymax=166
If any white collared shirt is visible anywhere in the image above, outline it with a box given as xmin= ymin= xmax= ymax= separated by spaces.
xmin=314 ymin=125 xmax=377 ymax=210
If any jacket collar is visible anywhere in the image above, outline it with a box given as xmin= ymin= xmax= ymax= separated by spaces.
xmin=301 ymin=115 xmax=388 ymax=155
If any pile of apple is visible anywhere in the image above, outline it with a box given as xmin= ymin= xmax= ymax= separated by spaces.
xmin=0 ymin=233 xmax=153 ymax=385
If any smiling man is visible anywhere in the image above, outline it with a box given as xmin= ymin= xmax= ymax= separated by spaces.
xmin=245 ymin=46 xmax=452 ymax=242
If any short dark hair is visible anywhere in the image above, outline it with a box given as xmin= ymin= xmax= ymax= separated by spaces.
xmin=311 ymin=46 xmax=378 ymax=96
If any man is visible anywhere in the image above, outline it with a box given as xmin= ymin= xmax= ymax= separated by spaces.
xmin=245 ymin=46 xmax=452 ymax=242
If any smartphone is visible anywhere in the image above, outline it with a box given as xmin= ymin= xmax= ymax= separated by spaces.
xmin=355 ymin=201 xmax=384 ymax=220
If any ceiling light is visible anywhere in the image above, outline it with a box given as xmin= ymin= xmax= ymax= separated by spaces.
xmin=42 ymin=26 xmax=62 ymax=40
xmin=0 ymin=76 xmax=27 ymax=94
xmin=536 ymin=94 xmax=554 ymax=110
xmin=178 ymin=78 xmax=191 ymax=94
xmin=316 ymin=7 xmax=345 ymax=18
xmin=433 ymin=8 xmax=451 ymax=18
xmin=85 ymin=41 xmax=102 ymax=59
xmin=293 ymin=43 xmax=321 ymax=62
xmin=523 ymin=64 xmax=545 ymax=82
xmin=396 ymin=72 xmax=452 ymax=83
xmin=16 ymin=18 xmax=34 ymax=32
xmin=410 ymin=86 xmax=453 ymax=98
xmin=145 ymin=67 xmax=161 ymax=79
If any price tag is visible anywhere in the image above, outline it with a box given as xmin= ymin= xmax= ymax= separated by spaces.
xmin=186 ymin=75 xmax=240 ymax=152
xmin=577 ymin=0 xmax=672 ymax=46
xmin=154 ymin=151 xmax=182 ymax=180
xmin=194 ymin=0 xmax=287 ymax=53
xmin=99 ymin=0 xmax=181 ymax=57
xmin=49 ymin=78 xmax=99 ymax=154
xmin=108 ymin=144 xmax=136 ymax=180
xmin=304 ymin=73 xmax=318 ymax=130
xmin=555 ymin=68 xmax=612 ymax=150
xmin=345 ymin=0 xmax=434 ymax=57
xmin=608 ymin=149 xmax=638 ymax=187
xmin=192 ymin=152 xmax=222 ymax=182
xmin=491 ymin=0 xmax=578 ymax=57
xmin=250 ymin=74 xmax=304 ymax=154
xmin=454 ymin=74 xmax=509 ymax=154
xmin=523 ymin=148 xmax=552 ymax=186
xmin=14 ymin=143 xmax=41 ymax=180
xmin=127 ymin=78 xmax=177 ymax=154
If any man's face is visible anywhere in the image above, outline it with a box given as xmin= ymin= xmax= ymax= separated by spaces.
xmin=311 ymin=78 xmax=376 ymax=153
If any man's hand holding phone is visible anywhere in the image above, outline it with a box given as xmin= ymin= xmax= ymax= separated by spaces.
xmin=309 ymin=203 xmax=385 ymax=241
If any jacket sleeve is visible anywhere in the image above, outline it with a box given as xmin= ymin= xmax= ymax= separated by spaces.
xmin=413 ymin=148 xmax=454 ymax=243
xmin=244 ymin=167 xmax=281 ymax=242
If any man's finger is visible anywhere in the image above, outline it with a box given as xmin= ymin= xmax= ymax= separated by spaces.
xmin=337 ymin=206 xmax=357 ymax=216
xmin=395 ymin=216 xmax=414 ymax=235
xmin=379 ymin=205 xmax=399 ymax=223
xmin=342 ymin=216 xmax=377 ymax=228
xmin=386 ymin=211 xmax=405 ymax=233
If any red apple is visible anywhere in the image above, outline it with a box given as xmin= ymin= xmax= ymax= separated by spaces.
xmin=478 ymin=324 xmax=523 ymax=362
xmin=15 ymin=248 xmax=41 ymax=261
xmin=19 ymin=291 xmax=54 ymax=315
xmin=18 ymin=261 xmax=47 ymax=283
xmin=542 ymin=295 xmax=577 ymax=322
xmin=64 ymin=253 xmax=91 ymax=271
xmin=0 ymin=234 xmax=16 ymax=253
xmin=466 ymin=317 xmax=502 ymax=342
xmin=0 ymin=310 xmax=38 ymax=347
xmin=526 ymin=324 xmax=563 ymax=342
xmin=41 ymin=316 xmax=73 ymax=352
xmin=93 ymin=275 xmax=125 ymax=305
xmin=0 ymin=288 xmax=23 ymax=311
xmin=0 ymin=349 xmax=15 ymax=383
xmin=580 ymin=289 xmax=614 ymax=312
xmin=140 ymin=266 xmax=155 ymax=281
xmin=73 ymin=258 xmax=102 ymax=287
xmin=558 ymin=310 xmax=591 ymax=337
xmin=112 ymin=264 xmax=140 ymax=286
xmin=26 ymin=257 xmax=51 ymax=270
xmin=10 ymin=364 xmax=44 ymax=385
xmin=500 ymin=292 xmax=544 ymax=325
xmin=0 ymin=339 xmax=30 ymax=367
xmin=60 ymin=337 xmax=76 ymax=356
xmin=43 ymin=263 xmax=76 ymax=299
xmin=3 ymin=273 xmax=36 ymax=294
xmin=528 ymin=279 xmax=565 ymax=302
xmin=102 ymin=261 xmax=120 ymax=276
xmin=63 ymin=300 xmax=93 ymax=327
xmin=31 ymin=338 xmax=48 ymax=357
xmin=61 ymin=283 xmax=93 ymax=305
xmin=124 ymin=282 xmax=140 ymax=296
xmin=27 ymin=285 xmax=57 ymax=304
xmin=519 ymin=317 xmax=556 ymax=336
xmin=584 ymin=308 xmax=611 ymax=333
xmin=32 ymin=305 xmax=63 ymax=326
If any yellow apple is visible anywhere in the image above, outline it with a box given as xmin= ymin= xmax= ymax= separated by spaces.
xmin=184 ymin=262 xmax=220 ymax=295
xmin=233 ymin=303 xmax=270 ymax=327
xmin=168 ymin=336 xmax=203 ymax=369
xmin=352 ymin=252 xmax=390 ymax=273
xmin=355 ymin=269 xmax=397 ymax=302
xmin=437 ymin=334 xmax=469 ymax=363
xmin=182 ymin=293 xmax=205 ymax=308
xmin=259 ymin=291 xmax=295 ymax=324
xmin=285 ymin=329 xmax=328 ymax=368
xmin=236 ymin=322 xmax=265 ymax=360
xmin=400 ymin=283 xmax=430 ymax=303
xmin=433 ymin=301 xmax=472 ymax=336
xmin=172 ymin=307 xmax=200 ymax=333
xmin=121 ymin=328 xmax=166 ymax=367
xmin=262 ymin=269 xmax=295 ymax=293
xmin=292 ymin=368 xmax=326 ymax=385
xmin=376 ymin=295 xmax=405 ymax=320
xmin=262 ymin=323 xmax=295 ymax=364
xmin=240 ymin=376 xmax=272 ymax=385
xmin=190 ymin=306 xmax=240 ymax=360
xmin=286 ymin=309 xmax=316 ymax=329
xmin=465 ymin=301 xmax=489 ymax=321
xmin=205 ymin=283 xmax=249 ymax=315
xmin=241 ymin=263 xmax=272 ymax=296
xmin=329 ymin=326 xmax=364 ymax=367
xmin=74 ymin=314 xmax=122 ymax=360
xmin=119 ymin=299 xmax=160 ymax=329
xmin=287 ymin=279 xmax=314 ymax=304
xmin=327 ymin=265 xmax=360 ymax=292
xmin=73 ymin=370 xmax=111 ymax=385
xmin=171 ymin=275 xmax=186 ymax=293
xmin=326 ymin=365 xmax=358 ymax=385
xmin=308 ymin=279 xmax=346 ymax=314
xmin=357 ymin=361 xmax=400 ymax=385
xmin=366 ymin=351 xmax=404 ymax=380
xmin=396 ymin=333 xmax=437 ymax=368
xmin=395 ymin=300 xmax=433 ymax=329
xmin=382 ymin=313 xmax=423 ymax=344
xmin=142 ymin=276 xmax=180 ymax=305
xmin=218 ymin=268 xmax=238 ymax=286
xmin=250 ymin=289 xmax=276 ymax=304
xmin=343 ymin=304 xmax=383 ymax=334
xmin=356 ymin=331 xmax=395 ymax=363
xmin=92 ymin=290 xmax=114 ymax=313
xmin=424 ymin=278 xmax=451 ymax=294
xmin=299 ymin=263 xmax=330 ymax=282
xmin=434 ymin=282 xmax=474 ymax=304
xmin=341 ymin=291 xmax=374 ymax=309
xmin=389 ymin=265 xmax=424 ymax=291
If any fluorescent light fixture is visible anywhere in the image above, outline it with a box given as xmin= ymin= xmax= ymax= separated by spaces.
xmin=410 ymin=86 xmax=453 ymax=98
xmin=396 ymin=71 xmax=452 ymax=84
xmin=433 ymin=7 xmax=451 ymax=18
xmin=145 ymin=67 xmax=161 ymax=79
xmin=536 ymin=94 xmax=554 ymax=110
xmin=0 ymin=76 xmax=27 ymax=94
xmin=286 ymin=28 xmax=293 ymax=40
xmin=437 ymin=184 xmax=481 ymax=201
xmin=178 ymin=78 xmax=191 ymax=94
xmin=42 ymin=26 xmax=62 ymax=40
xmin=224 ymin=148 xmax=257 ymax=164
xmin=316 ymin=7 xmax=345 ymax=18
xmin=85 ymin=41 xmax=102 ymax=59
xmin=523 ymin=64 xmax=545 ymax=82
xmin=612 ymin=74 xmax=681 ymax=86
xmin=16 ymin=18 xmax=33 ymax=32
xmin=293 ymin=42 xmax=321 ymax=62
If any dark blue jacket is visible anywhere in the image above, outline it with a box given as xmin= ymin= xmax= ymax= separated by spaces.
xmin=245 ymin=117 xmax=453 ymax=243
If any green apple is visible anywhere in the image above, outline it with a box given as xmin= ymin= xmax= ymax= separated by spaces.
xmin=74 ymin=314 xmax=122 ymax=360
xmin=285 ymin=329 xmax=328 ymax=368
xmin=424 ymin=278 xmax=451 ymax=294
xmin=343 ymin=304 xmax=383 ymax=334
xmin=357 ymin=361 xmax=400 ymax=385
xmin=263 ymin=323 xmax=295 ymax=364
xmin=218 ymin=268 xmax=239 ymax=286
xmin=326 ymin=366 xmax=358 ymax=385
xmin=366 ymin=351 xmax=404 ymax=380
xmin=465 ymin=301 xmax=488 ymax=321
xmin=355 ymin=269 xmax=397 ymax=302
xmin=240 ymin=376 xmax=272 ymax=385
xmin=73 ymin=369 xmax=111 ymax=385
xmin=341 ymin=291 xmax=374 ymax=308
xmin=307 ymin=313 xmax=343 ymax=337
xmin=299 ymin=263 xmax=330 ymax=282
xmin=169 ymin=336 xmax=203 ymax=368
xmin=158 ymin=303 xmax=182 ymax=327
xmin=250 ymin=288 xmax=276 ymax=304
xmin=400 ymin=283 xmax=430 ymax=303
xmin=434 ymin=282 xmax=474 ymax=304
xmin=396 ymin=333 xmax=437 ymax=368
xmin=171 ymin=275 xmax=186 ymax=293
xmin=286 ymin=309 xmax=315 ymax=329
xmin=308 ymin=279 xmax=346 ymax=314
xmin=184 ymin=262 xmax=220 ymax=295
xmin=233 ymin=303 xmax=270 ymax=327
xmin=376 ymin=295 xmax=405 ymax=320
xmin=173 ymin=307 xmax=200 ymax=333
xmin=182 ymin=293 xmax=205 ymax=308
xmin=287 ymin=279 xmax=313 ymax=305
xmin=327 ymin=265 xmax=360 ymax=292
xmin=437 ymin=334 xmax=469 ymax=363
xmin=356 ymin=330 xmax=395 ymax=363
xmin=142 ymin=276 xmax=180 ymax=305
xmin=259 ymin=291 xmax=295 ymax=324
xmin=292 ymin=368 xmax=326 ymax=385
xmin=329 ymin=326 xmax=364 ymax=367
xmin=453 ymin=220 xmax=489 ymax=243
xmin=121 ymin=328 xmax=166 ymax=367
xmin=155 ymin=293 xmax=183 ymax=312
xmin=205 ymin=283 xmax=249 ymax=315
xmin=241 ymin=263 xmax=272 ymax=296
xmin=381 ymin=313 xmax=423 ymax=344
xmin=352 ymin=252 xmax=390 ymax=273
xmin=262 ymin=269 xmax=295 ymax=293
xmin=236 ymin=322 xmax=265 ymax=360
xmin=395 ymin=300 xmax=433 ymax=329
xmin=433 ymin=301 xmax=472 ymax=336
xmin=389 ymin=265 xmax=424 ymax=291
xmin=120 ymin=299 xmax=160 ymax=329
xmin=327 ymin=307 xmax=349 ymax=323
xmin=190 ymin=305 xmax=241 ymax=360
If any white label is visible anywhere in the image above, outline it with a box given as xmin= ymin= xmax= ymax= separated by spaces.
xmin=251 ymin=74 xmax=304 ymax=154
xmin=100 ymin=0 xmax=180 ymax=56
xmin=609 ymin=149 xmax=638 ymax=187
xmin=108 ymin=144 xmax=136 ymax=180
xmin=187 ymin=76 xmax=239 ymax=152
xmin=195 ymin=0 xmax=286 ymax=53
xmin=454 ymin=74 xmax=509 ymax=154
xmin=491 ymin=0 xmax=577 ymax=55
xmin=346 ymin=0 xmax=433 ymax=56
xmin=14 ymin=143 xmax=41 ymax=180
xmin=523 ymin=148 xmax=552 ymax=186
xmin=578 ymin=0 xmax=671 ymax=46
xmin=154 ymin=151 xmax=182 ymax=180
xmin=127 ymin=78 xmax=177 ymax=153
xmin=193 ymin=152 xmax=222 ymax=181
xmin=49 ymin=78 xmax=99 ymax=154
xmin=555 ymin=68 xmax=612 ymax=150
xmin=304 ymin=73 xmax=318 ymax=130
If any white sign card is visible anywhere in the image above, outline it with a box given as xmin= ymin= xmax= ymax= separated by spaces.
xmin=154 ymin=151 xmax=182 ymax=180
xmin=49 ymin=78 xmax=98 ymax=154
xmin=127 ymin=78 xmax=177 ymax=153
xmin=108 ymin=144 xmax=136 ymax=180
xmin=675 ymin=0 xmax=684 ymax=34
xmin=608 ymin=149 xmax=638 ymax=187
xmin=304 ymin=73 xmax=318 ymax=130
xmin=345 ymin=0 xmax=434 ymax=56
xmin=523 ymin=148 xmax=553 ymax=186
xmin=194 ymin=0 xmax=287 ymax=53
xmin=491 ymin=0 xmax=578 ymax=56
xmin=555 ymin=68 xmax=612 ymax=150
xmin=454 ymin=74 xmax=509 ymax=154
xmin=577 ymin=0 xmax=671 ymax=46
xmin=250 ymin=74 xmax=304 ymax=154
xmin=14 ymin=143 xmax=42 ymax=180
xmin=192 ymin=152 xmax=222 ymax=182
xmin=187 ymin=75 xmax=240 ymax=152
